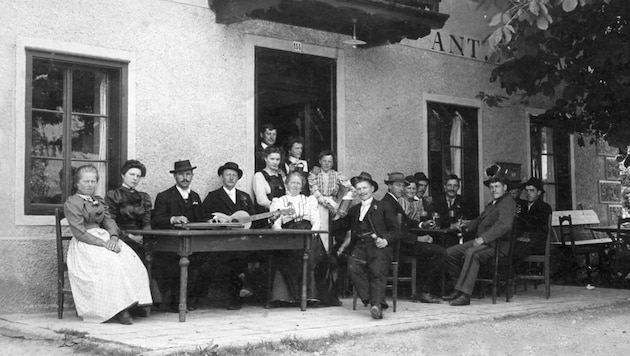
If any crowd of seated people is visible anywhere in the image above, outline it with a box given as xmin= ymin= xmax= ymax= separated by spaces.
xmin=61 ymin=124 xmax=552 ymax=323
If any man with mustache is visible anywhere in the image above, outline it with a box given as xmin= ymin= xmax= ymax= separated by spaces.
xmin=151 ymin=160 xmax=205 ymax=311
xmin=433 ymin=174 xmax=473 ymax=233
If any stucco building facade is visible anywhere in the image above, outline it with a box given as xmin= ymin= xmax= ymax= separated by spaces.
xmin=0 ymin=0 xmax=614 ymax=313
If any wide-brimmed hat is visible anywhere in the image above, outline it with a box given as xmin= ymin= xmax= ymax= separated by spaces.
xmin=521 ymin=177 xmax=545 ymax=193
xmin=384 ymin=172 xmax=409 ymax=185
xmin=483 ymin=164 xmax=510 ymax=187
xmin=170 ymin=160 xmax=197 ymax=173
xmin=217 ymin=162 xmax=243 ymax=179
xmin=351 ymin=171 xmax=379 ymax=191
xmin=414 ymin=172 xmax=430 ymax=183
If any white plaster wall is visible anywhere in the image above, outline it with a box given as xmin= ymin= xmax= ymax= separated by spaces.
xmin=0 ymin=0 xmax=542 ymax=312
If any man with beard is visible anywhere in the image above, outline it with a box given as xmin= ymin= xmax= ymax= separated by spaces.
xmin=151 ymin=160 xmax=205 ymax=311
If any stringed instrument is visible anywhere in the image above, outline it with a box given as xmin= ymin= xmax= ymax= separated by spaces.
xmin=211 ymin=208 xmax=295 ymax=229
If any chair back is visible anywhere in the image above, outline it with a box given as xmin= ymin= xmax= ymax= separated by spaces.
xmin=55 ymin=208 xmax=74 ymax=318
xmin=55 ymin=208 xmax=73 ymax=278
xmin=558 ymin=215 xmax=574 ymax=249
xmin=615 ymin=217 xmax=630 ymax=250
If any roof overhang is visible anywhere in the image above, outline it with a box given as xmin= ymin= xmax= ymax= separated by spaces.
xmin=209 ymin=0 xmax=449 ymax=47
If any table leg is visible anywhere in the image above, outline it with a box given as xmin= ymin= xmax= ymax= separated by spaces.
xmin=179 ymin=256 xmax=190 ymax=322
xmin=301 ymin=234 xmax=312 ymax=311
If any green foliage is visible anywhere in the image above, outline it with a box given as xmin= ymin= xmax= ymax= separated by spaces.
xmin=478 ymin=0 xmax=630 ymax=147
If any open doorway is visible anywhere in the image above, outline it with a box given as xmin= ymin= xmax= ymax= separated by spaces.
xmin=255 ymin=47 xmax=336 ymax=170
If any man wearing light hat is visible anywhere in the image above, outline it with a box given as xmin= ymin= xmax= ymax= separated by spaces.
xmin=381 ymin=172 xmax=445 ymax=304
xmin=333 ymin=172 xmax=399 ymax=319
xmin=444 ymin=164 xmax=516 ymax=306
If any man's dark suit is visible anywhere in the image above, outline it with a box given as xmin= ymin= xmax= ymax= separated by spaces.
xmin=151 ymin=185 xmax=204 ymax=228
xmin=446 ymin=193 xmax=516 ymax=295
xmin=202 ymin=187 xmax=259 ymax=307
xmin=513 ymin=198 xmax=552 ymax=259
xmin=433 ymin=194 xmax=470 ymax=228
xmin=151 ymin=185 xmax=205 ymax=309
xmin=381 ymin=193 xmax=446 ymax=296
xmin=202 ymin=187 xmax=256 ymax=220
xmin=334 ymin=199 xmax=399 ymax=307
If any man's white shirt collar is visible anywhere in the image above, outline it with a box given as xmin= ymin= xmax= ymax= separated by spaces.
xmin=223 ymin=186 xmax=237 ymax=203
xmin=176 ymin=185 xmax=191 ymax=199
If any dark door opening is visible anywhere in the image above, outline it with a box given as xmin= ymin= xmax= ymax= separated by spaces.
xmin=255 ymin=47 xmax=336 ymax=169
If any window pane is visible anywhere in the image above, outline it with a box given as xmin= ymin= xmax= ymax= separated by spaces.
xmin=71 ymin=160 xmax=107 ymax=198
xmin=541 ymin=127 xmax=554 ymax=154
xmin=32 ymin=59 xmax=64 ymax=110
xmin=71 ymin=115 xmax=108 ymax=159
xmin=541 ymin=154 xmax=555 ymax=182
xmin=31 ymin=111 xmax=63 ymax=158
xmin=72 ymin=69 xmax=108 ymax=114
xmin=29 ymin=158 xmax=64 ymax=204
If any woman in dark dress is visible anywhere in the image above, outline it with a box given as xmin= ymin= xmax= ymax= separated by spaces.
xmin=105 ymin=160 xmax=152 ymax=260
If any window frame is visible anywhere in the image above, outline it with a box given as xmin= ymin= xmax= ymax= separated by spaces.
xmin=244 ymin=35 xmax=345 ymax=194
xmin=16 ymin=39 xmax=132 ymax=224
xmin=529 ymin=118 xmax=574 ymax=211
xmin=425 ymin=99 xmax=481 ymax=217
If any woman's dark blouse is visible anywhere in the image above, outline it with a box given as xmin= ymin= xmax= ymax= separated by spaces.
xmin=105 ymin=186 xmax=152 ymax=231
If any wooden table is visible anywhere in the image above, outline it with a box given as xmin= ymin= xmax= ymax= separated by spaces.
xmin=128 ymin=228 xmax=327 ymax=322
xmin=585 ymin=225 xmax=630 ymax=239
xmin=410 ymin=227 xmax=460 ymax=248
xmin=549 ymin=225 xmax=628 ymax=246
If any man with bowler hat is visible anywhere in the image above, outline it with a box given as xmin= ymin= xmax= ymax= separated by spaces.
xmin=332 ymin=172 xmax=399 ymax=319
xmin=513 ymin=177 xmax=552 ymax=260
xmin=381 ymin=172 xmax=445 ymax=304
xmin=202 ymin=162 xmax=262 ymax=310
xmin=444 ymin=164 xmax=516 ymax=306
xmin=151 ymin=160 xmax=205 ymax=311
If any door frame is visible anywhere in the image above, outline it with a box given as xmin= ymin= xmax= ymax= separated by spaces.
xmin=245 ymin=35 xmax=345 ymax=192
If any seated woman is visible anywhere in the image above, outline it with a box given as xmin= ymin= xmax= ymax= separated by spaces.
xmin=105 ymin=159 xmax=152 ymax=260
xmin=267 ymin=171 xmax=341 ymax=307
xmin=64 ymin=164 xmax=152 ymax=324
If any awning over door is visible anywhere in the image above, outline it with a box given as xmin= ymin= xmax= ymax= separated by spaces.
xmin=209 ymin=0 xmax=449 ymax=47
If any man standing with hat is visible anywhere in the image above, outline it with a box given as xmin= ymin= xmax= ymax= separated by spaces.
xmin=513 ymin=177 xmax=552 ymax=260
xmin=151 ymin=160 xmax=205 ymax=311
xmin=382 ymin=172 xmax=445 ymax=304
xmin=333 ymin=172 xmax=399 ymax=319
xmin=202 ymin=162 xmax=260 ymax=310
xmin=444 ymin=165 xmax=516 ymax=306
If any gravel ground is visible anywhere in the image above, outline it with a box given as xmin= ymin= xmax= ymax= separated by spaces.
xmin=315 ymin=303 xmax=630 ymax=356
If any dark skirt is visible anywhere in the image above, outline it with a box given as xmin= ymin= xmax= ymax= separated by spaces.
xmin=268 ymin=220 xmax=340 ymax=306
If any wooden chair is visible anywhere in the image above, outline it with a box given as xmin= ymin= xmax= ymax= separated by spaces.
xmin=613 ymin=217 xmax=630 ymax=249
xmin=55 ymin=208 xmax=73 ymax=319
xmin=558 ymin=215 xmax=600 ymax=284
xmin=476 ymin=224 xmax=516 ymax=304
xmin=511 ymin=215 xmax=552 ymax=299
xmin=353 ymin=214 xmax=404 ymax=312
